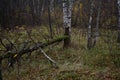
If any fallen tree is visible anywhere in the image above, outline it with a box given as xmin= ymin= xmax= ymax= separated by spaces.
xmin=0 ymin=35 xmax=69 ymax=80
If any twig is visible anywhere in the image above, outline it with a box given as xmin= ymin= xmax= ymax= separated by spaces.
xmin=39 ymin=48 xmax=58 ymax=68
xmin=39 ymin=47 xmax=56 ymax=64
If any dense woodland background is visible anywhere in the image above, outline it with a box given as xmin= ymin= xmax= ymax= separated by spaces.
xmin=0 ymin=0 xmax=120 ymax=80
xmin=0 ymin=0 xmax=118 ymax=29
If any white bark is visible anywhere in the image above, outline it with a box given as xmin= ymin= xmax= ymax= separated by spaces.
xmin=87 ymin=1 xmax=94 ymax=49
xmin=88 ymin=2 xmax=93 ymax=39
xmin=63 ymin=0 xmax=73 ymax=47
xmin=63 ymin=0 xmax=73 ymax=29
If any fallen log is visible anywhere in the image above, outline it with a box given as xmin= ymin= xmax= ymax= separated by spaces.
xmin=0 ymin=35 xmax=69 ymax=80
xmin=0 ymin=35 xmax=69 ymax=60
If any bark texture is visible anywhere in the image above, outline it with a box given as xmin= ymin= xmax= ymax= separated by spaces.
xmin=63 ymin=0 xmax=73 ymax=48
xmin=87 ymin=1 xmax=94 ymax=49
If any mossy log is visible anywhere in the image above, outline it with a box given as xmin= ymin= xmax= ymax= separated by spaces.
xmin=0 ymin=35 xmax=69 ymax=60
xmin=0 ymin=35 xmax=68 ymax=80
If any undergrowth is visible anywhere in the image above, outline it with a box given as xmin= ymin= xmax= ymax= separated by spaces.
xmin=0 ymin=26 xmax=120 ymax=80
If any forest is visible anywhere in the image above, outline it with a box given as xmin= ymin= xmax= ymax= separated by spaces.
xmin=0 ymin=0 xmax=120 ymax=80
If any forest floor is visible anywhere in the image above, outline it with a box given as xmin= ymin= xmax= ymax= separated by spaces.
xmin=1 ymin=26 xmax=120 ymax=80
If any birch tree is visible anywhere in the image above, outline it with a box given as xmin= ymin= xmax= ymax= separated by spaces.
xmin=117 ymin=0 xmax=120 ymax=43
xmin=63 ymin=0 xmax=73 ymax=48
xmin=87 ymin=1 xmax=94 ymax=49
xmin=93 ymin=1 xmax=101 ymax=46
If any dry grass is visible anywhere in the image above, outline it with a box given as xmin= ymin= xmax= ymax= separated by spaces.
xmin=1 ymin=26 xmax=120 ymax=80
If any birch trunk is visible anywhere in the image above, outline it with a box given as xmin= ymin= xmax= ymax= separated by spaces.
xmin=93 ymin=1 xmax=101 ymax=46
xmin=50 ymin=0 xmax=54 ymax=13
xmin=87 ymin=1 xmax=94 ymax=49
xmin=117 ymin=0 xmax=120 ymax=43
xmin=63 ymin=0 xmax=73 ymax=48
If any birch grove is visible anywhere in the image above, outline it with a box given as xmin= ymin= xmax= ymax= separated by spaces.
xmin=0 ymin=0 xmax=120 ymax=80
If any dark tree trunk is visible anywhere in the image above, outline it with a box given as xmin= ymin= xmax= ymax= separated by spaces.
xmin=48 ymin=0 xmax=53 ymax=39
xmin=64 ymin=27 xmax=71 ymax=48
xmin=118 ymin=31 xmax=120 ymax=43
xmin=117 ymin=0 xmax=120 ymax=43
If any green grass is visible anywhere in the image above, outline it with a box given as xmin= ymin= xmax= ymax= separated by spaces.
xmin=1 ymin=26 xmax=120 ymax=80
